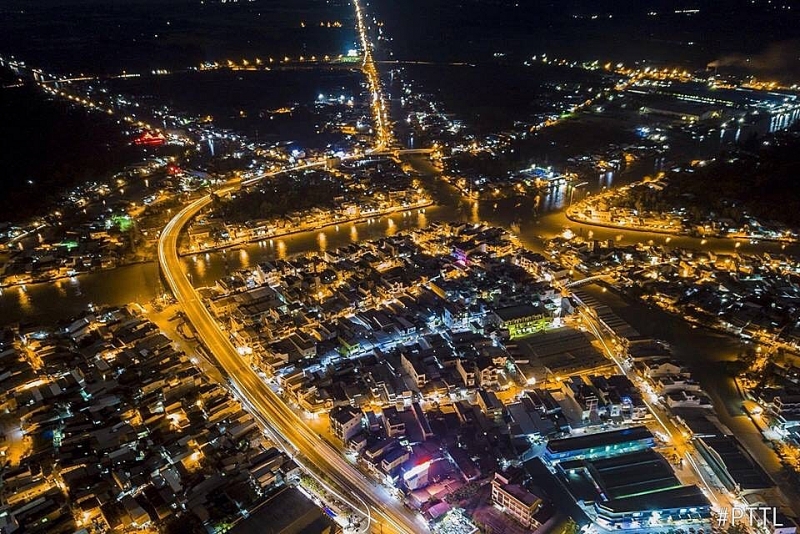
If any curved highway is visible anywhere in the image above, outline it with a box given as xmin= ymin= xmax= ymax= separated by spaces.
xmin=158 ymin=171 xmax=428 ymax=534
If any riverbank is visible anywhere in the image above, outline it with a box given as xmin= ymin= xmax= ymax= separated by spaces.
xmin=0 ymin=257 xmax=154 ymax=291
xmin=0 ymin=201 xmax=435 ymax=292
xmin=180 ymin=199 xmax=434 ymax=256
xmin=0 ymin=202 xmax=450 ymax=325
xmin=565 ymin=182 xmax=799 ymax=245
xmin=564 ymin=207 xmax=678 ymax=236
xmin=637 ymin=288 xmax=800 ymax=357
xmin=566 ymin=206 xmax=799 ymax=245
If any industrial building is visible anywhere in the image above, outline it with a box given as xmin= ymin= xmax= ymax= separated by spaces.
xmin=544 ymin=426 xmax=654 ymax=463
xmin=557 ymin=449 xmax=712 ymax=530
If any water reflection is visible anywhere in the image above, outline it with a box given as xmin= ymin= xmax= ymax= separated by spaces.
xmin=417 ymin=210 xmax=428 ymax=228
xmin=17 ymin=286 xmax=33 ymax=315
xmin=470 ymin=201 xmax=479 ymax=223
xmin=55 ymin=278 xmax=67 ymax=298
xmin=180 ymin=206 xmax=448 ymax=287
xmin=194 ymin=255 xmax=207 ymax=278
xmin=602 ymin=170 xmax=614 ymax=188
xmin=239 ymin=248 xmax=250 ymax=268
xmin=70 ymin=276 xmax=81 ymax=296
xmin=543 ymin=182 xmax=567 ymax=211
xmin=386 ymin=217 xmax=397 ymax=236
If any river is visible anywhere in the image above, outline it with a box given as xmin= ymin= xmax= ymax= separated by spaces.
xmin=2 ymin=155 xmax=798 ymax=324
xmin=0 ymin=207 xmax=441 ymax=325
xmin=0 ymin=156 xmax=624 ymax=323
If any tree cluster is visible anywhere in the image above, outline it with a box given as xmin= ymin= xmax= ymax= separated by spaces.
xmin=216 ymin=171 xmax=346 ymax=223
xmin=616 ymin=131 xmax=800 ymax=227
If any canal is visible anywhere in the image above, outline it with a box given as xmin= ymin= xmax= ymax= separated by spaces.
xmin=3 ymin=155 xmax=798 ymax=323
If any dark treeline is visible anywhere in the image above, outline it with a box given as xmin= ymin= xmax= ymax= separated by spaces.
xmin=215 ymin=171 xmax=346 ymax=223
xmin=618 ymin=130 xmax=800 ymax=227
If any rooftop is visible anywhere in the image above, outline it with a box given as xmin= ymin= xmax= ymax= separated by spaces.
xmin=595 ymin=485 xmax=710 ymax=515
xmin=495 ymin=304 xmax=545 ymax=322
xmin=547 ymin=426 xmax=653 ymax=454
xmin=562 ymin=450 xmax=680 ymax=501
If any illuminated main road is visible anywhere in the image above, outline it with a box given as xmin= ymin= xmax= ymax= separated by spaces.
xmin=354 ymin=0 xmax=392 ymax=149
xmin=158 ymin=164 xmax=427 ymax=534
xmin=157 ymin=4 xmax=419 ymax=529
xmin=575 ymin=305 xmax=744 ymax=522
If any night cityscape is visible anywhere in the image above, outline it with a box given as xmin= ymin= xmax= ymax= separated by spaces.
xmin=1 ymin=1 xmax=800 ymax=534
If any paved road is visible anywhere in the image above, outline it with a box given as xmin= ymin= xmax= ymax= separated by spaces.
xmin=158 ymin=168 xmax=427 ymax=534
xmin=575 ymin=306 xmax=743 ymax=515
xmin=354 ymin=0 xmax=391 ymax=149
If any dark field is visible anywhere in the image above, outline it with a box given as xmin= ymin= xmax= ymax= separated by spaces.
xmin=0 ymin=0 xmax=356 ymax=74
xmin=397 ymin=62 xmax=608 ymax=133
xmin=0 ymin=78 xmax=143 ymax=221
xmin=107 ymin=67 xmax=366 ymax=146
xmin=374 ymin=0 xmax=800 ymax=78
